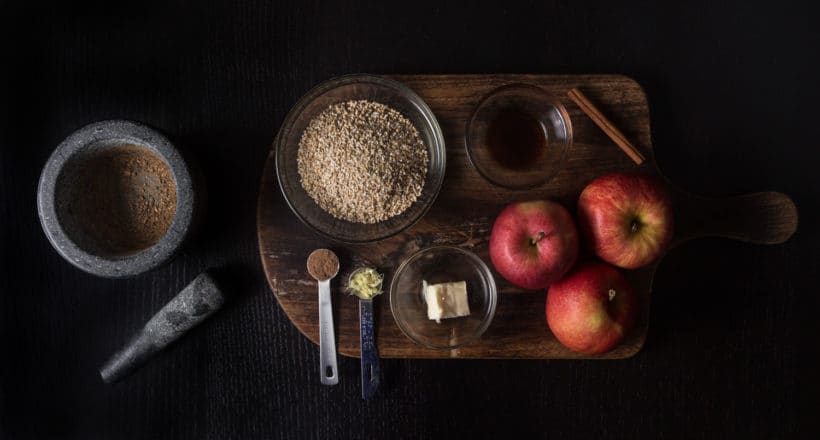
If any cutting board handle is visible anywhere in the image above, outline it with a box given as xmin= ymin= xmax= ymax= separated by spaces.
xmin=673 ymin=190 xmax=798 ymax=245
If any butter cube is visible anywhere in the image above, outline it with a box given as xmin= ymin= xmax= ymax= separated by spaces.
xmin=423 ymin=280 xmax=470 ymax=323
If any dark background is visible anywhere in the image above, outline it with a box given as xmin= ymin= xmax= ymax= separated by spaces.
xmin=2 ymin=1 xmax=818 ymax=438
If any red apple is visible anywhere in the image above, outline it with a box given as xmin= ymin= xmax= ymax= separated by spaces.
xmin=577 ymin=172 xmax=673 ymax=269
xmin=546 ymin=261 xmax=637 ymax=354
xmin=489 ymin=200 xmax=579 ymax=290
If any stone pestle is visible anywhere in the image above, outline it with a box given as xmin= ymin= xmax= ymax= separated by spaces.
xmin=100 ymin=271 xmax=226 ymax=384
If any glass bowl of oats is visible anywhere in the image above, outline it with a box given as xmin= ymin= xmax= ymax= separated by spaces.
xmin=275 ymin=74 xmax=446 ymax=243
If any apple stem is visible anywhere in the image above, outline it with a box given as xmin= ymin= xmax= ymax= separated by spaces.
xmin=608 ymin=289 xmax=617 ymax=302
xmin=531 ymin=231 xmax=546 ymax=245
xmin=630 ymin=221 xmax=639 ymax=233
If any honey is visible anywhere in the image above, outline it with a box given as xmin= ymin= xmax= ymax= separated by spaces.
xmin=485 ymin=108 xmax=547 ymax=170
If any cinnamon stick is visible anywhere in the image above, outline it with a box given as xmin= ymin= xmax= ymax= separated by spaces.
xmin=567 ymin=87 xmax=646 ymax=165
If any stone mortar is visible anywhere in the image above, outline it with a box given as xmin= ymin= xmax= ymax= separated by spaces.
xmin=37 ymin=120 xmax=197 ymax=278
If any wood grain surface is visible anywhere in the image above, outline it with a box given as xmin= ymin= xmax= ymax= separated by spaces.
xmin=257 ymin=74 xmax=797 ymax=359
xmin=4 ymin=2 xmax=817 ymax=438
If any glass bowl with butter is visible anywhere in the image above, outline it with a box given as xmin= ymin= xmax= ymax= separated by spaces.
xmin=389 ymin=246 xmax=497 ymax=350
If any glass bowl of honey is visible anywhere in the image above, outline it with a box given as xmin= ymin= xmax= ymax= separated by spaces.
xmin=466 ymin=84 xmax=572 ymax=190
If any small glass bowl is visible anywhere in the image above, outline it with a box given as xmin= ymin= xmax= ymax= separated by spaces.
xmin=390 ymin=246 xmax=497 ymax=350
xmin=275 ymin=74 xmax=446 ymax=244
xmin=466 ymin=83 xmax=572 ymax=190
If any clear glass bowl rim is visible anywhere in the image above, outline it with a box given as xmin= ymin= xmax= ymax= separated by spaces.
xmin=389 ymin=245 xmax=498 ymax=350
xmin=274 ymin=73 xmax=446 ymax=243
xmin=464 ymin=82 xmax=573 ymax=190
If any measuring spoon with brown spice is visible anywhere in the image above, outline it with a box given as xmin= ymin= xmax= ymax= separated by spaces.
xmin=307 ymin=249 xmax=340 ymax=385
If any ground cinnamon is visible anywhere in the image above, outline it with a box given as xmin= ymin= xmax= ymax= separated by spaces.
xmin=307 ymin=249 xmax=339 ymax=281
xmin=57 ymin=144 xmax=177 ymax=255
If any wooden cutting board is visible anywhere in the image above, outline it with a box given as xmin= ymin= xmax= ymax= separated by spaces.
xmin=257 ymin=74 xmax=797 ymax=359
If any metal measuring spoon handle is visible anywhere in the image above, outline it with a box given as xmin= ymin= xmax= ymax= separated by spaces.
xmin=359 ymin=298 xmax=379 ymax=399
xmin=318 ymin=277 xmax=338 ymax=385
xmin=308 ymin=249 xmax=339 ymax=386
xmin=348 ymin=267 xmax=382 ymax=399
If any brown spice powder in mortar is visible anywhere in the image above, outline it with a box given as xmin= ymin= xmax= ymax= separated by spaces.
xmin=57 ymin=144 xmax=177 ymax=255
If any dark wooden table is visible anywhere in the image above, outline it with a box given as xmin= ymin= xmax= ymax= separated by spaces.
xmin=1 ymin=1 xmax=817 ymax=438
